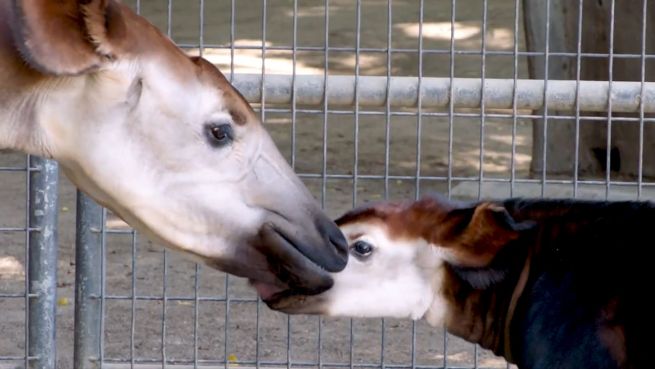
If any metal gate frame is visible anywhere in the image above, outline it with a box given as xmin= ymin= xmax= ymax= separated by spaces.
xmin=0 ymin=157 xmax=58 ymax=369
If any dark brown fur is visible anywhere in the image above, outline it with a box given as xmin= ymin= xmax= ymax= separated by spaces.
xmin=337 ymin=195 xmax=652 ymax=369
xmin=336 ymin=195 xmax=530 ymax=268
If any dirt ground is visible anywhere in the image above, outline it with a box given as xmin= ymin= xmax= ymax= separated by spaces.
xmin=0 ymin=1 xmax=533 ymax=368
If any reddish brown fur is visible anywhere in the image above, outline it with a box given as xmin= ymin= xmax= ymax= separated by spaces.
xmin=13 ymin=0 xmax=175 ymax=75
xmin=336 ymin=196 xmax=652 ymax=368
xmin=3 ymin=0 xmax=257 ymax=126
xmin=191 ymin=56 xmax=257 ymax=126
xmin=336 ymin=196 xmax=528 ymax=357
xmin=336 ymin=196 xmax=522 ymax=267
xmin=442 ymin=269 xmax=512 ymax=355
xmin=12 ymin=0 xmax=104 ymax=74
xmin=599 ymin=298 xmax=627 ymax=367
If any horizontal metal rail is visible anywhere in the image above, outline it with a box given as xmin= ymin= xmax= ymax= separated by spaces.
xmin=0 ymin=360 xmax=497 ymax=369
xmin=231 ymin=74 xmax=655 ymax=113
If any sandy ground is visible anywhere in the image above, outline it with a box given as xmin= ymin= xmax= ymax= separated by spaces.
xmin=0 ymin=1 xmax=533 ymax=368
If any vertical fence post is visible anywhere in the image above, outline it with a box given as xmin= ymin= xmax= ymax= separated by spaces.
xmin=73 ymin=192 xmax=103 ymax=369
xmin=28 ymin=157 xmax=59 ymax=369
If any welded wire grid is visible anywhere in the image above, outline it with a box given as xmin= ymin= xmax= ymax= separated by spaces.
xmin=1 ymin=1 xmax=655 ymax=369
xmin=0 ymin=154 xmax=34 ymax=366
xmin=75 ymin=1 xmax=655 ymax=369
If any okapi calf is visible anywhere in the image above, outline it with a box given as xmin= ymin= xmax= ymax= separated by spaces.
xmin=261 ymin=195 xmax=652 ymax=369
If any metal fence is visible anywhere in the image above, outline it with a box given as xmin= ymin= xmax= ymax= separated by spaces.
xmin=1 ymin=0 xmax=655 ymax=369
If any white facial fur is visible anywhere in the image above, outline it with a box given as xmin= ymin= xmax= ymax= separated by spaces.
xmin=33 ymin=57 xmax=312 ymax=268
xmin=318 ymin=221 xmax=449 ymax=325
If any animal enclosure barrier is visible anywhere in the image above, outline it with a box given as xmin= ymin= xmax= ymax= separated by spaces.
xmin=1 ymin=0 xmax=654 ymax=369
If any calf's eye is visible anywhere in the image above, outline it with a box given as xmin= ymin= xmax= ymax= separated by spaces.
xmin=351 ymin=240 xmax=374 ymax=257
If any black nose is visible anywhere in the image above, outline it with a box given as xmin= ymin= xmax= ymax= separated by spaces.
xmin=327 ymin=222 xmax=348 ymax=263
xmin=314 ymin=214 xmax=349 ymax=272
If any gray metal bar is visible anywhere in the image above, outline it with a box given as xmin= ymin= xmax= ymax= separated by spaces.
xmin=0 ymin=166 xmax=29 ymax=171
xmin=446 ymin=0 xmax=456 ymax=198
xmin=638 ymin=0 xmax=648 ymax=199
xmin=445 ymin=0 xmax=455 ymax=364
xmin=74 ymin=192 xmax=103 ymax=369
xmin=89 ymin=364 xmax=509 ymax=369
xmin=230 ymin=74 xmax=655 ymax=113
xmin=290 ymin=0 xmax=298 ymax=170
xmin=25 ymin=154 xmax=32 ymax=369
xmin=474 ymin=0 xmax=489 ymax=361
xmin=509 ymin=0 xmax=521 ymax=198
xmin=352 ymin=0 xmax=361 ymax=206
xmin=163 ymin=4 xmax=173 ymax=367
xmin=209 ymin=106 xmax=655 ymax=121
xmin=28 ymin=157 xmax=59 ymax=369
xmin=605 ymin=0 xmax=617 ymax=199
xmin=479 ymin=0 xmax=489 ymax=199
xmin=130 ymin=229 xmax=137 ymax=369
xmin=180 ymin=42 xmax=655 ymax=59
xmin=319 ymin=0 xmax=329 ymax=367
xmin=414 ymin=0 xmax=424 ymax=199
xmin=321 ymin=0 xmax=330 ymax=210
xmin=573 ymin=0 xmax=584 ymax=198
xmin=383 ymin=0 xmax=392 ymax=200
xmin=162 ymin=205 xmax=169 ymax=368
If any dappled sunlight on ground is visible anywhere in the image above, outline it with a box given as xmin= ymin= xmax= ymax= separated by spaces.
xmin=0 ymin=256 xmax=24 ymax=280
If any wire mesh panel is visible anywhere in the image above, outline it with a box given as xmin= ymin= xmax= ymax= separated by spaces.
xmin=2 ymin=0 xmax=655 ymax=369
xmin=0 ymin=152 xmax=32 ymax=367
xmin=73 ymin=1 xmax=528 ymax=369
xmin=52 ymin=0 xmax=655 ymax=368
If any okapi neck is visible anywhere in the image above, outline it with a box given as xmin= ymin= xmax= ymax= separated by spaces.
xmin=0 ymin=90 xmax=50 ymax=156
xmin=439 ymin=245 xmax=532 ymax=363
xmin=440 ymin=270 xmax=512 ymax=359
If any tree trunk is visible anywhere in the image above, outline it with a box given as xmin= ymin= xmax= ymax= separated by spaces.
xmin=523 ymin=0 xmax=655 ymax=179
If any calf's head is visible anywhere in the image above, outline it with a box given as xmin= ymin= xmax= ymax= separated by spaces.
xmin=9 ymin=0 xmax=347 ymax=295
xmin=266 ymin=195 xmax=534 ymax=324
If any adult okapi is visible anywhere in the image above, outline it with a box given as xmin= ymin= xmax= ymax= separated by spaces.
xmin=266 ymin=194 xmax=651 ymax=369
xmin=0 ymin=0 xmax=347 ymax=297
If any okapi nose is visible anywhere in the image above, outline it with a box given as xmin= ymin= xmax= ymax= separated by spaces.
xmin=315 ymin=215 xmax=349 ymax=272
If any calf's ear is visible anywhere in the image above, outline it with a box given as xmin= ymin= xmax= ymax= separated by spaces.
xmin=436 ymin=202 xmax=534 ymax=268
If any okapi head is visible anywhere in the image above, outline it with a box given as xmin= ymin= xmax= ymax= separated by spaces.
xmin=265 ymin=194 xmax=535 ymax=325
xmin=0 ymin=0 xmax=347 ymax=296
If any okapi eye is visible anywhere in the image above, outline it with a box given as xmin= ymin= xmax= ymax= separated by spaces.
xmin=352 ymin=241 xmax=374 ymax=257
xmin=206 ymin=123 xmax=234 ymax=147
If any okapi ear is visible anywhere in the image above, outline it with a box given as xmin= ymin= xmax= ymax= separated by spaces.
xmin=437 ymin=202 xmax=534 ymax=268
xmin=12 ymin=0 xmax=126 ymax=75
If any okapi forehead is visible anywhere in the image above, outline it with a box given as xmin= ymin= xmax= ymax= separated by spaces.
xmin=98 ymin=6 xmax=256 ymax=127
xmin=335 ymin=201 xmax=407 ymax=226
xmin=335 ymin=196 xmax=457 ymax=242
xmin=336 ymin=196 xmax=530 ymax=268
xmin=190 ymin=57 xmax=256 ymax=126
